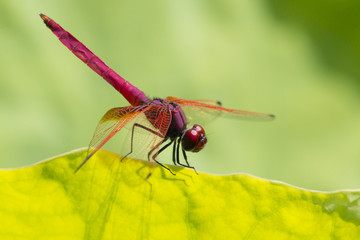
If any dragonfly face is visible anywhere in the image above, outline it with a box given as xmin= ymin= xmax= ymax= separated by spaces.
xmin=181 ymin=124 xmax=207 ymax=153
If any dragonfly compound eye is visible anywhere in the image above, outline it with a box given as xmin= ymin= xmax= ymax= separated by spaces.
xmin=182 ymin=125 xmax=207 ymax=152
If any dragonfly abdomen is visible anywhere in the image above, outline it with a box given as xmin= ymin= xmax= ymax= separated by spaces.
xmin=40 ymin=14 xmax=148 ymax=106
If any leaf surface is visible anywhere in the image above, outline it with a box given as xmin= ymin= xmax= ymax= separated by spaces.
xmin=0 ymin=149 xmax=359 ymax=239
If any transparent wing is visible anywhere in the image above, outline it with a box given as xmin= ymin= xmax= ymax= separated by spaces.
xmin=167 ymin=96 xmax=275 ymax=126
xmin=76 ymin=104 xmax=173 ymax=171
xmin=122 ymin=105 xmax=172 ymax=161
xmin=184 ymin=99 xmax=222 ymax=106
xmin=75 ymin=105 xmax=148 ymax=171
xmin=129 ymin=105 xmax=174 ymax=174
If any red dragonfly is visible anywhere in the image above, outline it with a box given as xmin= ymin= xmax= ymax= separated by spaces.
xmin=40 ymin=14 xmax=275 ymax=175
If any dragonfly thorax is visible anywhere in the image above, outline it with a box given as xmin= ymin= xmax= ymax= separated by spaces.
xmin=147 ymin=98 xmax=188 ymax=139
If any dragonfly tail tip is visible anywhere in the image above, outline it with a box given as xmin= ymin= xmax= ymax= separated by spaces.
xmin=39 ymin=13 xmax=49 ymax=22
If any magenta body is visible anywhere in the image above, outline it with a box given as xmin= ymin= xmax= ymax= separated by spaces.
xmin=41 ymin=14 xmax=187 ymax=138
xmin=42 ymin=16 xmax=148 ymax=106
xmin=40 ymin=14 xmax=274 ymax=174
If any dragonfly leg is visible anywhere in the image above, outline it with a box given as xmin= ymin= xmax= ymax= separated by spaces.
xmin=157 ymin=138 xmax=175 ymax=156
xmin=182 ymin=147 xmax=198 ymax=175
xmin=123 ymin=123 xmax=175 ymax=175
xmin=176 ymin=138 xmax=198 ymax=174
xmin=121 ymin=123 xmax=164 ymax=161
xmin=172 ymin=138 xmax=177 ymax=165
xmin=148 ymin=140 xmax=175 ymax=175
xmin=176 ymin=138 xmax=180 ymax=166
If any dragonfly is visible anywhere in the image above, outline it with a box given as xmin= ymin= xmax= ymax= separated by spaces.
xmin=40 ymin=14 xmax=275 ymax=175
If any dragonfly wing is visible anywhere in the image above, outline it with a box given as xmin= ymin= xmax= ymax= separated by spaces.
xmin=167 ymin=96 xmax=275 ymax=126
xmin=183 ymin=99 xmax=222 ymax=106
xmin=167 ymin=96 xmax=222 ymax=106
xmin=75 ymin=105 xmax=148 ymax=172
xmin=122 ymin=105 xmax=172 ymax=161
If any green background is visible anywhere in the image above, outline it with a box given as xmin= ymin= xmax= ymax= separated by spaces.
xmin=1 ymin=0 xmax=360 ymax=191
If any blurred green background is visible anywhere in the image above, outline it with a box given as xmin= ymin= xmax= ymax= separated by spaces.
xmin=1 ymin=0 xmax=360 ymax=191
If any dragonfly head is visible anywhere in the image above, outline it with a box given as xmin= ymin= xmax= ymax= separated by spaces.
xmin=181 ymin=124 xmax=207 ymax=152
